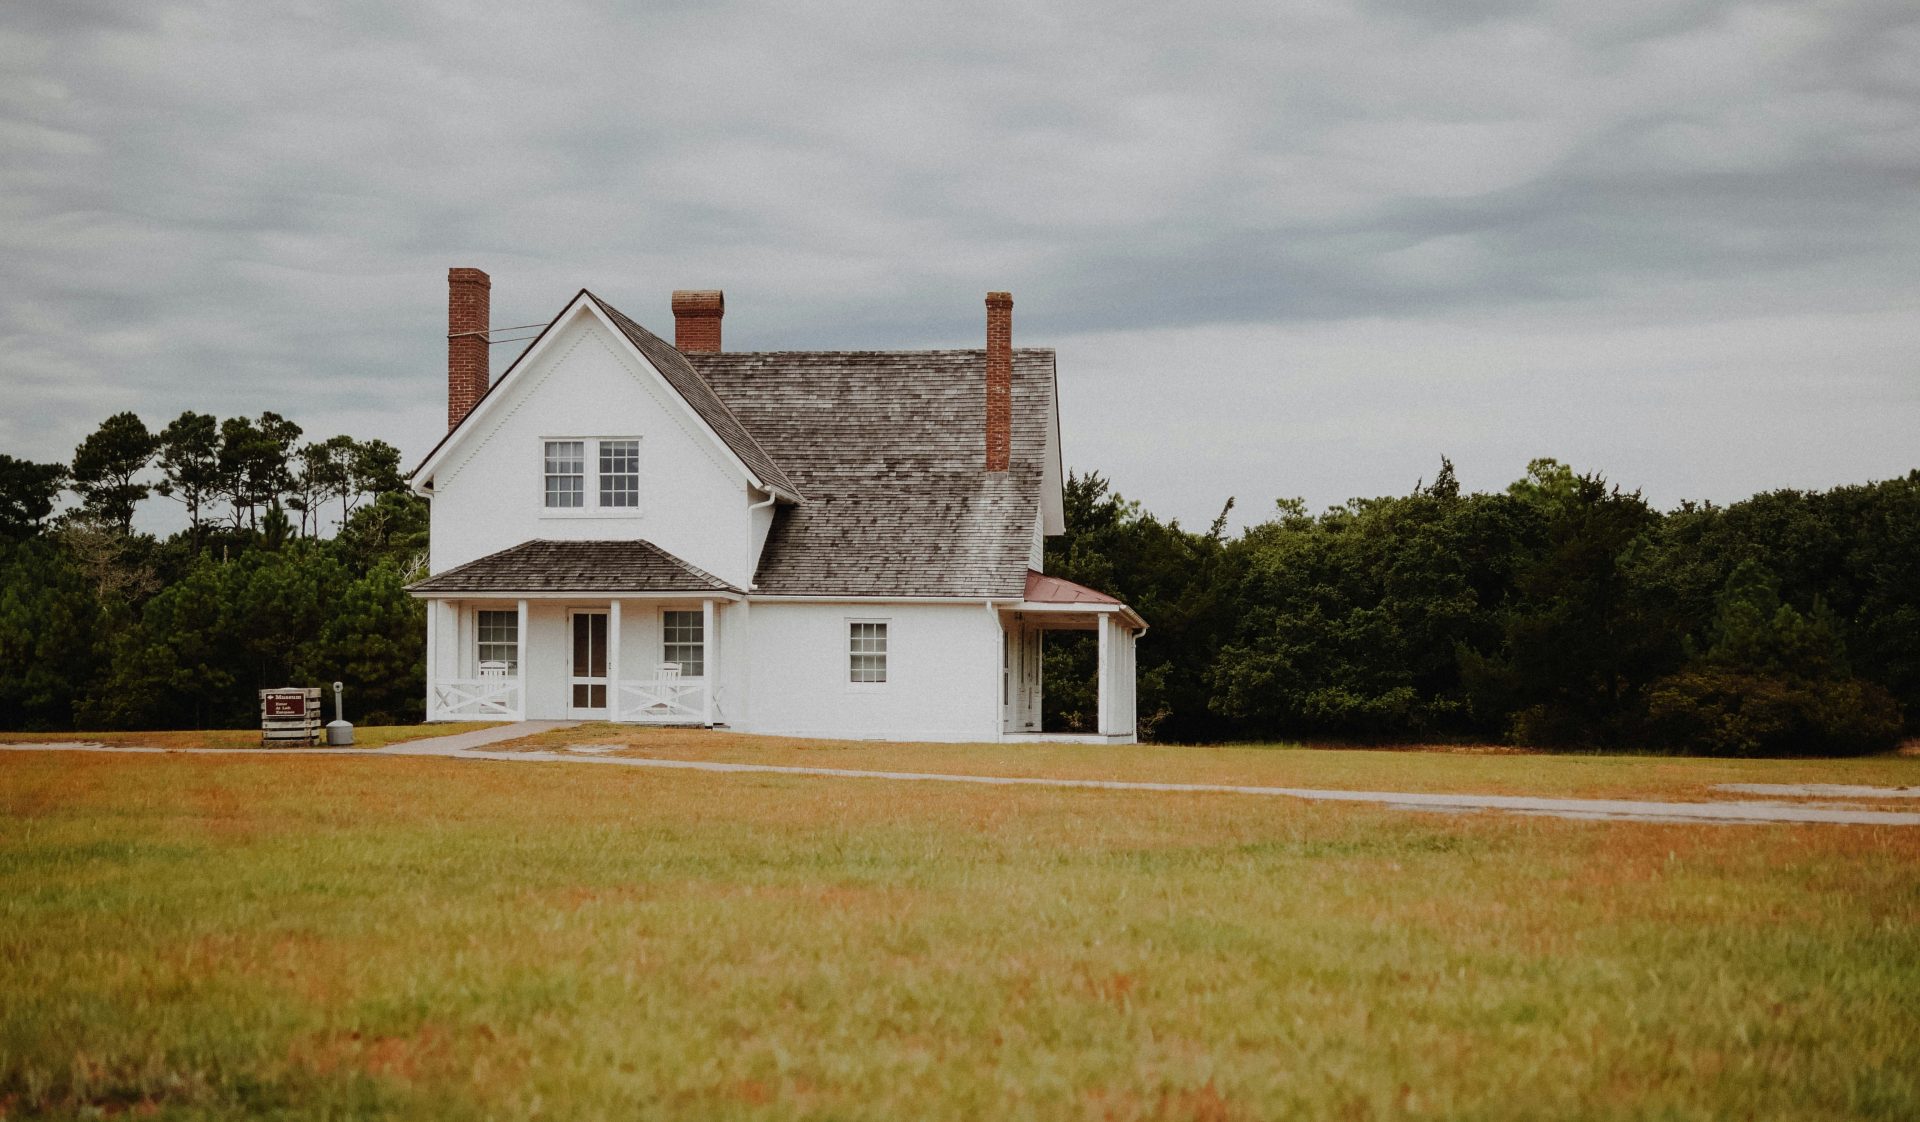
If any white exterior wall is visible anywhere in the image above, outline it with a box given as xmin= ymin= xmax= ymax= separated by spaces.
xmin=741 ymin=601 xmax=1002 ymax=742
xmin=426 ymin=310 xmax=756 ymax=586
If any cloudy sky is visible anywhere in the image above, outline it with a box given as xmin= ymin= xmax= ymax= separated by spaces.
xmin=3 ymin=0 xmax=1917 ymax=531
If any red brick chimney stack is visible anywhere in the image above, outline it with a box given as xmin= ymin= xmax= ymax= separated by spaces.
xmin=672 ymin=290 xmax=725 ymax=353
xmin=447 ymin=267 xmax=490 ymax=430
xmin=985 ymin=291 xmax=1013 ymax=472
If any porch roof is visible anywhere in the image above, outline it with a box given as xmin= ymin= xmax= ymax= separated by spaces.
xmin=408 ymin=539 xmax=739 ymax=596
xmin=1019 ymin=569 xmax=1146 ymax=630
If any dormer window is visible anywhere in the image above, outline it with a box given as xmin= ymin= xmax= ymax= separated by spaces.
xmin=542 ymin=437 xmax=641 ymax=513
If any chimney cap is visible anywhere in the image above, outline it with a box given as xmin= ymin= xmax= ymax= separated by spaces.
xmin=986 ymin=291 xmax=1012 ymax=307
xmin=449 ymin=267 xmax=491 ymax=286
xmin=672 ymin=290 xmax=724 ymax=314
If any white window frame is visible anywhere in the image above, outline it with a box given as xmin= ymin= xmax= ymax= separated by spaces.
xmin=661 ymin=608 xmax=705 ymax=678
xmin=539 ymin=436 xmax=643 ymax=517
xmin=847 ymin=619 xmax=889 ymax=687
xmin=476 ymin=609 xmax=519 ymax=673
xmin=542 ymin=440 xmax=585 ymax=510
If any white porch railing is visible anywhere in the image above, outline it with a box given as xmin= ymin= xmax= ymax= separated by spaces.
xmin=615 ymin=674 xmax=708 ymax=724
xmin=431 ymin=676 xmax=523 ymax=721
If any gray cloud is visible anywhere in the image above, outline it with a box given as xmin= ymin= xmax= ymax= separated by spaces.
xmin=2 ymin=0 xmax=1917 ymax=530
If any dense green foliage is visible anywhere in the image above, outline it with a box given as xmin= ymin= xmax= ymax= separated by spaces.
xmin=4 ymin=408 xmax=1913 ymax=755
xmin=0 ymin=413 xmax=425 ymax=730
xmin=1046 ymin=461 xmax=1915 ymax=754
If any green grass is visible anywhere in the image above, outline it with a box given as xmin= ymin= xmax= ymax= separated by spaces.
xmin=2 ymin=747 xmax=1916 ymax=1119
xmin=0 ymin=723 xmax=505 ymax=751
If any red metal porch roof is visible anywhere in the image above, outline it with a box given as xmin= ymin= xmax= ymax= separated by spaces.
xmin=1023 ymin=570 xmax=1123 ymax=606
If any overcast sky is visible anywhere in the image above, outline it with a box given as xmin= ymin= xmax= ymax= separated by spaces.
xmin=3 ymin=0 xmax=1917 ymax=531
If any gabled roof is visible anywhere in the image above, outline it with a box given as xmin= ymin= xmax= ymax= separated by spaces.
xmin=409 ymin=291 xmax=800 ymax=500
xmin=691 ymin=349 xmax=1053 ymax=598
xmin=584 ymin=294 xmax=802 ymax=499
xmin=409 ymin=539 xmax=738 ymax=595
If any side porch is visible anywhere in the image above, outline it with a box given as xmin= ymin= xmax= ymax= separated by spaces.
xmin=996 ymin=571 xmax=1146 ymax=744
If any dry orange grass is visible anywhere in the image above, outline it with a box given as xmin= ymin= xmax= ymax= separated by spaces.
xmin=503 ymin=723 xmax=1920 ymax=803
xmin=1 ymin=750 xmax=1915 ymax=1120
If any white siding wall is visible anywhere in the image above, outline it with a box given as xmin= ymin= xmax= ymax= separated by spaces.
xmin=741 ymin=602 xmax=1001 ymax=741
xmin=427 ymin=311 xmax=754 ymax=586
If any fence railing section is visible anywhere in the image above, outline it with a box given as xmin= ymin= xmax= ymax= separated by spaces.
xmin=432 ymin=676 xmax=523 ymax=721
xmin=615 ymin=676 xmax=707 ymax=724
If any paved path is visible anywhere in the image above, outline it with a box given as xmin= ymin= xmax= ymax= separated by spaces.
xmin=6 ymin=730 xmax=1917 ymax=825
xmin=433 ymin=750 xmax=1920 ymax=826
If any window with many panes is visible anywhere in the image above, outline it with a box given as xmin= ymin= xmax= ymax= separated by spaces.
xmin=599 ymin=439 xmax=639 ymax=508
xmin=543 ymin=441 xmax=584 ymax=508
xmin=662 ymin=610 xmax=704 ymax=676
xmin=849 ymin=621 xmax=888 ymax=683
xmin=477 ymin=610 xmax=519 ymax=672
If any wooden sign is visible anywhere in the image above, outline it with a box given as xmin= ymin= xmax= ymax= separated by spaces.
xmin=260 ymin=688 xmax=323 ymax=746
xmin=264 ymin=694 xmax=307 ymax=718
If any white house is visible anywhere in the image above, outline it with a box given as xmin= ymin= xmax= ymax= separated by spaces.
xmin=408 ymin=269 xmax=1144 ymax=742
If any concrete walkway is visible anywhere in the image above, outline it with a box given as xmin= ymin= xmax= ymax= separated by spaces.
xmin=428 ymin=749 xmax=1920 ymax=826
xmin=6 ymin=729 xmax=1917 ymax=825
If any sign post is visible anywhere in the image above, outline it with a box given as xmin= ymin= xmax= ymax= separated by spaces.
xmin=260 ymin=687 xmax=322 ymax=747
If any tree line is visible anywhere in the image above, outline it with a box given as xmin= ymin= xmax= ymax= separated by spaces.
xmin=1 ymin=412 xmax=426 ymax=729
xmin=4 ymin=411 xmax=1915 ymax=754
xmin=1043 ymin=461 xmax=1918 ymax=755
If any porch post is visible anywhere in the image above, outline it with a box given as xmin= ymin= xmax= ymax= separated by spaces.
xmin=424 ymin=598 xmax=439 ymax=720
xmin=1096 ymin=613 xmax=1113 ymax=736
xmin=701 ymin=598 xmax=716 ymax=727
xmin=515 ymin=598 xmax=529 ymax=721
xmin=608 ymin=598 xmax=622 ymax=722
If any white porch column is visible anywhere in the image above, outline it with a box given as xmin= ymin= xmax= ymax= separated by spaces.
xmin=608 ymin=598 xmax=622 ymax=722
xmin=701 ymin=598 xmax=716 ymax=727
xmin=515 ymin=598 xmax=529 ymax=720
xmin=1096 ymin=613 xmax=1113 ymax=736
xmin=424 ymin=598 xmax=440 ymax=720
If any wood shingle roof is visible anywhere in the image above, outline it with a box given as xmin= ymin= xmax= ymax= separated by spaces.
xmin=690 ymin=348 xmax=1053 ymax=598
xmin=409 ymin=539 xmax=738 ymax=595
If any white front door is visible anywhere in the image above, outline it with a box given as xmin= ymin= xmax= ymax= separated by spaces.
xmin=567 ymin=610 xmax=609 ymax=719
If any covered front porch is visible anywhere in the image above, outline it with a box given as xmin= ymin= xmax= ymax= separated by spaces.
xmin=997 ymin=571 xmax=1146 ymax=743
xmin=422 ymin=595 xmax=731 ymax=725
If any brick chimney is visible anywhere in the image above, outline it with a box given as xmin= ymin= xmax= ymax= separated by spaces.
xmin=985 ymin=291 xmax=1012 ymax=472
xmin=447 ymin=267 xmax=490 ymax=430
xmin=672 ymin=290 xmax=724 ymax=352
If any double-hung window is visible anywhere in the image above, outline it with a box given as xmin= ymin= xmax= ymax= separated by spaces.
xmin=543 ymin=438 xmax=641 ymax=512
xmin=543 ymin=441 xmax=585 ymax=508
xmin=477 ymin=610 xmax=519 ymax=673
xmin=662 ymin=610 xmax=705 ymax=676
xmin=849 ymin=621 xmax=888 ymax=684
xmin=599 ymin=440 xmax=639 ymax=508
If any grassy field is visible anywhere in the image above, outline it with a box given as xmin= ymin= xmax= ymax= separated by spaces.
xmin=0 ymin=723 xmax=505 ymax=751
xmin=510 ymin=724 xmax=1920 ymax=803
xmin=2 ymin=744 xmax=1917 ymax=1120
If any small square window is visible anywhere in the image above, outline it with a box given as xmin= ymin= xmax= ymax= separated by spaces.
xmin=544 ymin=441 xmax=584 ymax=508
xmin=849 ymin=621 xmax=888 ymax=683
